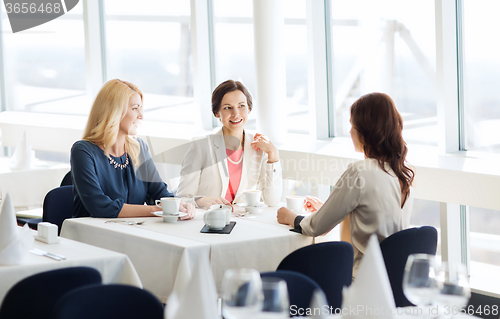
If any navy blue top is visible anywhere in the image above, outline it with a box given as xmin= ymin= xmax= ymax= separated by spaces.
xmin=70 ymin=138 xmax=173 ymax=218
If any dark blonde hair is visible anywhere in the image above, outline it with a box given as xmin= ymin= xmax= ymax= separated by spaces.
xmin=82 ymin=79 xmax=143 ymax=167
xmin=350 ymin=92 xmax=414 ymax=206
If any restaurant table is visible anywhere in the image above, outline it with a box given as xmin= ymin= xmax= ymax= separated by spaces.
xmin=0 ymin=230 xmax=142 ymax=304
xmin=0 ymin=157 xmax=70 ymax=209
xmin=60 ymin=205 xmax=334 ymax=302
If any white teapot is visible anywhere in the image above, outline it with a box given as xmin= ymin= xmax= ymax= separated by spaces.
xmin=204 ymin=206 xmax=228 ymax=230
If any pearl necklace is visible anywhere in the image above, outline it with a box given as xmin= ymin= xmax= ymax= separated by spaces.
xmin=227 ymin=151 xmax=243 ymax=165
xmin=109 ymin=153 xmax=129 ymax=169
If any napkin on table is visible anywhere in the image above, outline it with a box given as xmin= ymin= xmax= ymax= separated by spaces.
xmin=165 ymin=254 xmax=219 ymax=319
xmin=9 ymin=131 xmax=32 ymax=170
xmin=341 ymin=234 xmax=396 ymax=319
xmin=0 ymin=193 xmax=34 ymax=265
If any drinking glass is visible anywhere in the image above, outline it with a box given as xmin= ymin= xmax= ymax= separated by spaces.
xmin=260 ymin=277 xmax=289 ymax=319
xmin=435 ymin=262 xmax=471 ymax=318
xmin=403 ymin=254 xmax=439 ymax=307
xmin=221 ymin=268 xmax=263 ymax=319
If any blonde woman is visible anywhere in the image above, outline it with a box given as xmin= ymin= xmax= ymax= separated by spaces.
xmin=71 ymin=79 xmax=194 ymax=218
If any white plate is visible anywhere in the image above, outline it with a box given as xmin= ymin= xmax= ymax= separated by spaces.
xmin=153 ymin=211 xmax=187 ymax=218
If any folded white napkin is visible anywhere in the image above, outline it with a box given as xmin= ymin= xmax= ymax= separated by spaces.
xmin=341 ymin=234 xmax=396 ymax=319
xmin=310 ymin=288 xmax=329 ymax=318
xmin=10 ymin=131 xmax=32 ymax=170
xmin=0 ymin=193 xmax=34 ymax=265
xmin=166 ymin=255 xmax=219 ymax=319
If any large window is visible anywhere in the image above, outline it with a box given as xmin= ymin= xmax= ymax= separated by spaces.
xmin=463 ymin=0 xmax=500 ymax=153
xmin=212 ymin=0 xmax=309 ymax=134
xmin=328 ymin=0 xmax=437 ymax=145
xmin=1 ymin=2 xmax=86 ymax=115
xmin=104 ymin=0 xmax=194 ymax=124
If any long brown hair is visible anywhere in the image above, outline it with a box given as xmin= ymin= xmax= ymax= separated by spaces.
xmin=350 ymin=92 xmax=414 ymax=207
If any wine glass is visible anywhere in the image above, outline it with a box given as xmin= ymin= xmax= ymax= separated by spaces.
xmin=260 ymin=277 xmax=289 ymax=318
xmin=435 ymin=262 xmax=471 ymax=318
xmin=403 ymin=254 xmax=439 ymax=308
xmin=221 ymin=268 xmax=263 ymax=319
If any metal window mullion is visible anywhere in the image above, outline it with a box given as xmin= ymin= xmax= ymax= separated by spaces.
xmin=0 ymin=6 xmax=6 ymax=113
xmin=456 ymin=0 xmax=465 ymax=151
xmin=98 ymin=0 xmax=107 ymax=82
xmin=207 ymin=0 xmax=218 ymax=128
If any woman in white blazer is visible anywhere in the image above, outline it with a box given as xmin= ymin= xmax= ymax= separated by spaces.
xmin=177 ymin=80 xmax=282 ymax=209
xmin=277 ymin=92 xmax=415 ymax=276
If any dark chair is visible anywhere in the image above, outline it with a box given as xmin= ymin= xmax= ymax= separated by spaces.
xmin=261 ymin=270 xmax=326 ymax=316
xmin=380 ymin=226 xmax=438 ymax=307
xmin=277 ymin=242 xmax=353 ymax=310
xmin=52 ymin=284 xmax=164 ymax=319
xmin=60 ymin=171 xmax=72 ymax=186
xmin=42 ymin=185 xmax=74 ymax=235
xmin=17 ymin=172 xmax=73 ymax=230
xmin=0 ymin=267 xmax=101 ymax=319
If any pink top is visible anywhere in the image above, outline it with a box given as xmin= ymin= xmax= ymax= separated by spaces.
xmin=225 ymin=148 xmax=243 ymax=203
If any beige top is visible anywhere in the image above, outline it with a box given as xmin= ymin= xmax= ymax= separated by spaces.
xmin=299 ymin=158 xmax=413 ymax=276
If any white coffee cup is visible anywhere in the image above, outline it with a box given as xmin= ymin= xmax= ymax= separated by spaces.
xmin=155 ymin=197 xmax=180 ymax=215
xmin=210 ymin=204 xmax=232 ymax=225
xmin=204 ymin=207 xmax=227 ymax=230
xmin=286 ymin=195 xmax=304 ymax=215
xmin=244 ymin=190 xmax=262 ymax=207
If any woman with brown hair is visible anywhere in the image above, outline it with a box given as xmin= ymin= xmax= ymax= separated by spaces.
xmin=277 ymin=92 xmax=414 ymax=276
xmin=177 ymin=79 xmax=282 ymax=208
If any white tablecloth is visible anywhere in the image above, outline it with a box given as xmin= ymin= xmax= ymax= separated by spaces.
xmin=0 ymin=231 xmax=142 ymax=304
xmin=0 ymin=157 xmax=70 ymax=208
xmin=61 ymin=206 xmax=318 ymax=302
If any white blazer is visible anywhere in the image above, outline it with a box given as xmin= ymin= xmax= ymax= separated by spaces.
xmin=177 ymin=128 xmax=282 ymax=207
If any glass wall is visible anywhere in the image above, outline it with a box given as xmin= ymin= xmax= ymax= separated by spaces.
xmin=212 ymin=0 xmax=309 ymax=133
xmin=104 ymin=0 xmax=194 ymax=124
xmin=463 ymin=0 xmax=500 ymax=153
xmin=328 ymin=0 xmax=437 ymax=145
xmin=1 ymin=2 xmax=86 ymax=115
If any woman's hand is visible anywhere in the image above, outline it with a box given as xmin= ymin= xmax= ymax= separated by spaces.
xmin=303 ymin=195 xmax=324 ymax=213
xmin=179 ymin=200 xmax=195 ymax=220
xmin=251 ymin=133 xmax=279 ymax=163
xmin=277 ymin=207 xmax=298 ymax=227
xmin=195 ymin=196 xmax=231 ymax=209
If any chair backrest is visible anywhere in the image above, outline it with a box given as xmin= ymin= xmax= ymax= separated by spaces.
xmin=379 ymin=226 xmax=438 ymax=307
xmin=60 ymin=171 xmax=72 ymax=186
xmin=52 ymin=284 xmax=164 ymax=319
xmin=261 ymin=270 xmax=326 ymax=314
xmin=277 ymin=242 xmax=353 ymax=310
xmin=42 ymin=185 xmax=74 ymax=235
xmin=0 ymin=267 xmax=101 ymax=319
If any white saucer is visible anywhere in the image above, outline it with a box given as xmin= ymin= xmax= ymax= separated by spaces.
xmin=238 ymin=202 xmax=267 ymax=214
xmin=153 ymin=211 xmax=188 ymax=218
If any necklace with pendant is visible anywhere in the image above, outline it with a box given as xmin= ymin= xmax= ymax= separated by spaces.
xmin=109 ymin=153 xmax=129 ymax=169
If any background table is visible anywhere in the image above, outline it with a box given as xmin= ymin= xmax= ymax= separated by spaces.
xmin=0 ymin=157 xmax=69 ymax=209
xmin=0 ymin=231 xmax=142 ymax=304
xmin=60 ymin=206 xmax=323 ymax=302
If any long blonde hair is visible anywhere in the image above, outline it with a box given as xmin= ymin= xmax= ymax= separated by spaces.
xmin=82 ymin=79 xmax=142 ymax=167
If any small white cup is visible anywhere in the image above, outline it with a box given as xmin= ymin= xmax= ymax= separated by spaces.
xmin=204 ymin=208 xmax=227 ymax=230
xmin=210 ymin=204 xmax=232 ymax=225
xmin=37 ymin=222 xmax=59 ymax=244
xmin=244 ymin=190 xmax=262 ymax=207
xmin=286 ymin=196 xmax=304 ymax=215
xmin=155 ymin=197 xmax=180 ymax=215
